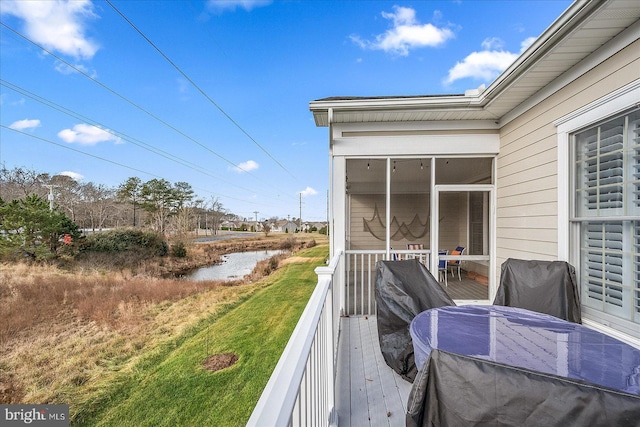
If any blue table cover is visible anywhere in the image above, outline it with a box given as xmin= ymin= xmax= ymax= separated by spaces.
xmin=410 ymin=305 xmax=640 ymax=395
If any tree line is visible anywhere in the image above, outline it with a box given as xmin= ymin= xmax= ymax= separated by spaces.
xmin=0 ymin=167 xmax=229 ymax=251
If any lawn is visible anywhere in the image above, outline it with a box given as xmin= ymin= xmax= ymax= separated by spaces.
xmin=75 ymin=243 xmax=328 ymax=426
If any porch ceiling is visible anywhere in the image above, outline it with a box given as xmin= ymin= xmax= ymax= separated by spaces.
xmin=310 ymin=0 xmax=640 ymax=128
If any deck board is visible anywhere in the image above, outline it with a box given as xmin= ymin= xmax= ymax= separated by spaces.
xmin=445 ymin=274 xmax=489 ymax=300
xmin=336 ymin=318 xmax=351 ymax=425
xmin=366 ymin=318 xmax=412 ymax=423
xmin=336 ymin=316 xmax=412 ymax=427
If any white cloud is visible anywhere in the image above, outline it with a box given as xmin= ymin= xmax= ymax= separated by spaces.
xmin=9 ymin=119 xmax=41 ymax=131
xmin=57 ymin=124 xmax=120 ymax=146
xmin=520 ymin=36 xmax=537 ymax=52
xmin=481 ymin=37 xmax=505 ymax=50
xmin=445 ymin=50 xmax=518 ymax=85
xmin=299 ymin=187 xmax=318 ymax=197
xmin=231 ymin=160 xmax=259 ymax=173
xmin=58 ymin=171 xmax=84 ymax=181
xmin=351 ymin=6 xmax=454 ymax=56
xmin=207 ymin=0 xmax=272 ymax=12
xmin=54 ymin=61 xmax=97 ymax=78
xmin=1 ymin=0 xmax=99 ymax=60
xmin=444 ymin=35 xmax=540 ymax=86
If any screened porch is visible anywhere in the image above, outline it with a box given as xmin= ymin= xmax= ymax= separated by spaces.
xmin=343 ymin=157 xmax=495 ymax=304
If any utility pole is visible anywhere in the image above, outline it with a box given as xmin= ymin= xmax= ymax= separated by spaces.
xmin=43 ymin=184 xmax=58 ymax=211
xmin=299 ymin=193 xmax=302 ymax=229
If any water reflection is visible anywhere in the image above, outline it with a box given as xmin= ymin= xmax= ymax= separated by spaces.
xmin=184 ymin=250 xmax=283 ymax=281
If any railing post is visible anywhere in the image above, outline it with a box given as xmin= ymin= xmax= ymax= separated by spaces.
xmin=315 ymin=265 xmax=337 ymax=426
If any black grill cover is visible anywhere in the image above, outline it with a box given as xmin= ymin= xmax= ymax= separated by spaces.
xmin=406 ymin=349 xmax=640 ymax=427
xmin=493 ymin=258 xmax=581 ymax=323
xmin=375 ymin=259 xmax=455 ymax=382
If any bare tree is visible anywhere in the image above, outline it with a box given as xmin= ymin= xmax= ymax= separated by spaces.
xmin=208 ymin=196 xmax=226 ymax=235
xmin=262 ymin=221 xmax=271 ymax=237
xmin=169 ymin=205 xmax=195 ymax=237
xmin=0 ymin=167 xmax=50 ymax=200
xmin=81 ymin=182 xmax=115 ymax=231
xmin=50 ymin=174 xmax=82 ymax=222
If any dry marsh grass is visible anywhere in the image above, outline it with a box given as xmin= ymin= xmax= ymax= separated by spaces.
xmin=0 ymin=263 xmax=248 ymax=406
xmin=0 ymin=233 xmax=325 ymax=409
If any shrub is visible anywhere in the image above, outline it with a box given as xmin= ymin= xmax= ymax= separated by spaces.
xmin=171 ymin=242 xmax=187 ymax=258
xmin=82 ymin=230 xmax=168 ymax=258
xmin=279 ymin=237 xmax=296 ymax=250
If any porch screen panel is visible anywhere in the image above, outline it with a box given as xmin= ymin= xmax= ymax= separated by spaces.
xmin=390 ymin=158 xmax=430 ymax=253
xmin=573 ymin=107 xmax=640 ymax=331
xmin=345 ymin=159 xmax=388 ymax=315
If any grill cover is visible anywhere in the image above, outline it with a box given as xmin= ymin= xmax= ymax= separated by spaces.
xmin=493 ymin=258 xmax=581 ymax=323
xmin=375 ymin=259 xmax=455 ymax=382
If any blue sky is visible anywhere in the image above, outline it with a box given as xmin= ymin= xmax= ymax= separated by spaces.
xmin=0 ymin=0 xmax=571 ymax=222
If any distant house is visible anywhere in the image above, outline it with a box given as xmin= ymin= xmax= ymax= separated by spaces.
xmin=219 ymin=220 xmax=238 ymax=230
xmin=271 ymin=220 xmax=298 ymax=233
xmin=301 ymin=221 xmax=326 ymax=232
xmin=309 ymin=0 xmax=640 ymax=340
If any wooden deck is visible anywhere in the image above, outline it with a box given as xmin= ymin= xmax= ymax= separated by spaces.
xmin=443 ymin=271 xmax=489 ymax=300
xmin=336 ymin=316 xmax=412 ymax=427
xmin=335 ymin=274 xmax=489 ymax=426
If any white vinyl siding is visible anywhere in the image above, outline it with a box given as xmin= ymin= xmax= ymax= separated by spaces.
xmin=497 ymin=40 xmax=640 ymax=272
xmin=573 ymin=108 xmax=640 ymax=327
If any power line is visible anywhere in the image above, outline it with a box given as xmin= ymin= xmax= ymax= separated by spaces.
xmin=0 ymin=125 xmax=267 ymax=205
xmin=0 ymin=79 xmax=268 ymax=197
xmin=105 ymin=0 xmax=298 ymax=182
xmin=0 ymin=21 xmax=257 ymax=177
xmin=1 ymin=125 xmax=162 ymax=179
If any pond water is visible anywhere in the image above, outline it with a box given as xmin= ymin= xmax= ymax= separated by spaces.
xmin=183 ymin=249 xmax=283 ymax=281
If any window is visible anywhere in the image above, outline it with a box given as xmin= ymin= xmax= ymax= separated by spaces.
xmin=572 ymin=107 xmax=640 ymax=331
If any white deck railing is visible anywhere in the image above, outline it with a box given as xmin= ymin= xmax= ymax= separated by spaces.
xmin=247 ymin=248 xmax=429 ymax=426
xmin=247 ymin=251 xmax=343 ymax=427
xmin=344 ymin=249 xmax=431 ymax=316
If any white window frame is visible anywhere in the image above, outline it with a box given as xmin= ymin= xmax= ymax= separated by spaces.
xmin=556 ymin=79 xmax=640 ymax=342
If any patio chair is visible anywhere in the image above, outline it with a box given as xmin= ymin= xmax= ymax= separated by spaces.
xmin=375 ymin=259 xmax=455 ymax=382
xmin=493 ymin=258 xmax=581 ymax=323
xmin=438 ymin=250 xmax=448 ymax=287
xmin=407 ymin=243 xmax=425 ymax=264
xmin=448 ymin=246 xmax=465 ymax=280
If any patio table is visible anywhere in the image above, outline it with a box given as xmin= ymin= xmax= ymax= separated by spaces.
xmin=410 ymin=304 xmax=640 ymax=395
xmin=407 ymin=305 xmax=640 ymax=426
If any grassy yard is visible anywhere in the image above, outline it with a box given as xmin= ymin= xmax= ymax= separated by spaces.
xmin=73 ymin=243 xmax=328 ymax=426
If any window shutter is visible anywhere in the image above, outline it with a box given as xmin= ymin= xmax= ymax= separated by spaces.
xmin=573 ymin=107 xmax=640 ymax=332
xmin=583 ymin=222 xmax=624 ymax=309
xmin=576 ymin=119 xmax=625 ymax=215
xmin=633 ymin=119 xmax=640 ymax=211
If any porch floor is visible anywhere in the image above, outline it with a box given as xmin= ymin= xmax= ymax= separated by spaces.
xmin=336 ymin=315 xmax=412 ymax=427
xmin=442 ymin=270 xmax=489 ymax=300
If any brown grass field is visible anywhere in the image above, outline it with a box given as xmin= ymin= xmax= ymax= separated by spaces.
xmin=0 ymin=233 xmax=323 ymax=407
